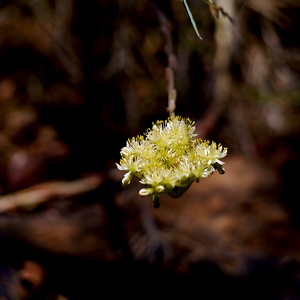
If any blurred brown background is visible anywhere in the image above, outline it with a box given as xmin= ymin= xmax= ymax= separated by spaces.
xmin=1 ymin=0 xmax=300 ymax=299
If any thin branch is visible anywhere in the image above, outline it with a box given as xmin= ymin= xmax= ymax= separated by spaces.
xmin=0 ymin=175 xmax=104 ymax=213
xmin=153 ymin=3 xmax=177 ymax=116
xmin=166 ymin=63 xmax=176 ymax=117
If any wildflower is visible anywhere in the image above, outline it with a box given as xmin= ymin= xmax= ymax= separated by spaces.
xmin=116 ymin=116 xmax=227 ymax=208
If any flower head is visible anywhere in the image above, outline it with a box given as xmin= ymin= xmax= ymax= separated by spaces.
xmin=116 ymin=116 xmax=227 ymax=208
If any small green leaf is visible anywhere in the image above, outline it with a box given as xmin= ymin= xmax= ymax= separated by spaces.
xmin=181 ymin=0 xmax=202 ymax=40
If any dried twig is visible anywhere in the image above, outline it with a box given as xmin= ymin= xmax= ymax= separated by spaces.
xmin=0 ymin=175 xmax=104 ymax=213
xmin=204 ymin=0 xmax=234 ymax=23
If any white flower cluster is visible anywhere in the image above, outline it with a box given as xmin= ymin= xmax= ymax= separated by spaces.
xmin=117 ymin=116 xmax=227 ymax=207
